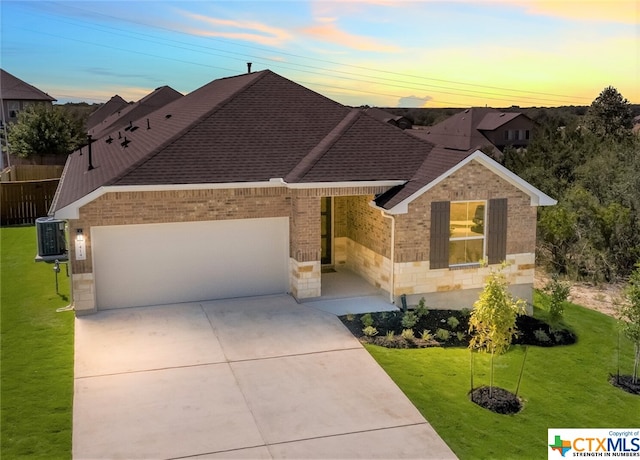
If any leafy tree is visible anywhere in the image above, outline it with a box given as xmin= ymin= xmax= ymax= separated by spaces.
xmin=618 ymin=264 xmax=640 ymax=384
xmin=469 ymin=265 xmax=526 ymax=396
xmin=585 ymin=86 xmax=633 ymax=139
xmin=6 ymin=104 xmax=84 ymax=158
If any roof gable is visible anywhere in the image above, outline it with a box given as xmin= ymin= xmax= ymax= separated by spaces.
xmin=89 ymin=87 xmax=183 ymax=138
xmin=85 ymin=95 xmax=129 ymax=131
xmin=0 ymin=69 xmax=56 ymax=102
xmin=376 ymin=150 xmax=556 ymax=214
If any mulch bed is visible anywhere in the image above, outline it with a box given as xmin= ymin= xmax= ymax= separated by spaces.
xmin=339 ymin=309 xmax=576 ymax=349
xmin=609 ymin=374 xmax=640 ymax=395
xmin=469 ymin=386 xmax=523 ymax=414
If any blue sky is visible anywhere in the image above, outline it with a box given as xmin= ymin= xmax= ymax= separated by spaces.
xmin=2 ymin=1 xmax=638 ymax=107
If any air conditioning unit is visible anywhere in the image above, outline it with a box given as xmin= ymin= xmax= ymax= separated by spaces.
xmin=35 ymin=217 xmax=68 ymax=262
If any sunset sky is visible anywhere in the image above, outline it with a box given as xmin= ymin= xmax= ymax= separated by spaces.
xmin=2 ymin=1 xmax=638 ymax=108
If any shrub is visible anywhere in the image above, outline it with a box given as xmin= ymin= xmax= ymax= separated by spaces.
xmin=421 ymin=329 xmax=434 ymax=341
xmin=415 ymin=297 xmax=429 ymax=319
xmin=362 ymin=326 xmax=379 ymax=337
xmin=401 ymin=328 xmax=415 ymax=341
xmin=385 ymin=330 xmax=395 ymax=341
xmin=447 ymin=316 xmax=460 ymax=330
xmin=436 ymin=328 xmax=451 ymax=341
xmin=545 ymin=275 xmax=570 ymax=324
xmin=345 ymin=313 xmax=355 ymax=322
xmin=456 ymin=331 xmax=466 ymax=341
xmin=534 ymin=329 xmax=551 ymax=343
xmin=361 ymin=313 xmax=374 ymax=328
xmin=401 ymin=311 xmax=418 ymax=329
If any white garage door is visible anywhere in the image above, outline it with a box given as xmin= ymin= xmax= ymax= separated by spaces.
xmin=92 ymin=218 xmax=289 ymax=309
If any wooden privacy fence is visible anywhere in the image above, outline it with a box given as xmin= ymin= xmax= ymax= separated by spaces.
xmin=0 ymin=179 xmax=60 ymax=226
xmin=0 ymin=164 xmax=64 ymax=182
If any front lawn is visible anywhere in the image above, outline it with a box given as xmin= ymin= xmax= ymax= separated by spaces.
xmin=1 ymin=226 xmax=74 ymax=458
xmin=367 ymin=294 xmax=640 ymax=459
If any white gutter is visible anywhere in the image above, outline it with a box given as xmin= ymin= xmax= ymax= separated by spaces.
xmin=370 ymin=200 xmax=396 ymax=304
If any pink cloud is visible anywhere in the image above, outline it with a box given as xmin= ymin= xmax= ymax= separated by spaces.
xmin=179 ymin=12 xmax=292 ymax=47
xmin=300 ymin=19 xmax=399 ymax=52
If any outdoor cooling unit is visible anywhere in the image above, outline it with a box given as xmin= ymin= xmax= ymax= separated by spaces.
xmin=35 ymin=217 xmax=68 ymax=262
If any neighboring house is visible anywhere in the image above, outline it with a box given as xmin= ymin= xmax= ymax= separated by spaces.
xmin=50 ymin=70 xmax=555 ymax=315
xmin=85 ymin=95 xmax=129 ymax=132
xmin=410 ymin=107 xmax=535 ymax=159
xmin=0 ymin=69 xmax=56 ymax=126
xmin=365 ymin=107 xmax=413 ymax=130
xmin=88 ymin=86 xmax=183 ymax=138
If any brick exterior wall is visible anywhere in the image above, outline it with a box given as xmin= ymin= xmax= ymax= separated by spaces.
xmin=67 ymin=185 xmax=390 ymax=311
xmin=64 ymin=162 xmax=540 ymax=312
xmin=394 ymin=160 xmax=536 ymax=263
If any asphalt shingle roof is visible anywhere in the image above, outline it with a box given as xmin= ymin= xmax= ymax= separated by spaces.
xmin=1 ymin=69 xmax=56 ymax=102
xmin=85 ymin=95 xmax=129 ymax=131
xmin=52 ymin=70 xmax=474 ymax=214
xmin=409 ymin=107 xmax=527 ymax=154
xmin=89 ymin=86 xmax=183 ymax=139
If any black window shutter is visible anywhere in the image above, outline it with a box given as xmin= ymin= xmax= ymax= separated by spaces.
xmin=430 ymin=201 xmax=450 ymax=269
xmin=487 ymin=198 xmax=507 ymax=264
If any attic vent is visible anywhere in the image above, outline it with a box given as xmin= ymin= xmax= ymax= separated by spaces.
xmin=146 ymin=118 xmax=151 ymax=129
xmin=121 ymin=136 xmax=131 ymax=148
xmin=464 ymin=109 xmax=469 ymax=113
xmin=499 ymin=113 xmax=505 ymax=117
xmin=106 ymin=135 xmax=113 ymax=144
xmin=165 ymin=114 xmax=172 ymax=119
xmin=130 ymin=125 xmax=139 ymax=132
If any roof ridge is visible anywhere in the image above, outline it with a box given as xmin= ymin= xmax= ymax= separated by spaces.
xmin=284 ymin=108 xmax=361 ymax=183
xmin=108 ymin=71 xmax=269 ymax=186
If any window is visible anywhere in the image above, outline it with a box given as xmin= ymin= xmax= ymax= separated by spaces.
xmin=8 ymin=101 xmax=19 ymax=119
xmin=449 ymin=201 xmax=485 ymax=266
xmin=430 ymin=199 xmax=507 ymax=269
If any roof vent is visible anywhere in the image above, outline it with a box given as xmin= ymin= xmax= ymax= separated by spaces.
xmin=87 ymin=135 xmax=94 ymax=171
xmin=106 ymin=135 xmax=113 ymax=144
xmin=247 ymin=62 xmax=252 ymax=74
xmin=146 ymin=118 xmax=151 ymax=130
xmin=121 ymin=137 xmax=131 ymax=148
xmin=165 ymin=114 xmax=172 ymax=119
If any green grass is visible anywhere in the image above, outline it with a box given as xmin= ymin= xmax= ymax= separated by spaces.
xmin=367 ymin=293 xmax=640 ymax=459
xmin=1 ymin=226 xmax=74 ymax=459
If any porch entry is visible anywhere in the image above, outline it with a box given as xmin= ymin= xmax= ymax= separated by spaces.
xmin=321 ymin=197 xmax=332 ymax=266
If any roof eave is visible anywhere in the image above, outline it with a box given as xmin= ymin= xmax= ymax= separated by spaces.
xmin=53 ymin=179 xmax=406 ymax=220
xmin=384 ymin=150 xmax=556 ymax=215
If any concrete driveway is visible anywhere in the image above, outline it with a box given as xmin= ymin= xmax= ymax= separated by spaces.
xmin=73 ymin=295 xmax=456 ymax=459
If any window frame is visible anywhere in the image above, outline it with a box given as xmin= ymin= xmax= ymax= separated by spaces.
xmin=448 ymin=200 xmax=487 ymax=268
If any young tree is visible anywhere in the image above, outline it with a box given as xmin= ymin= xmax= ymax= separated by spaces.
xmin=6 ymin=104 xmax=84 ymax=158
xmin=619 ymin=264 xmax=640 ymax=384
xmin=585 ymin=86 xmax=633 ymax=139
xmin=469 ymin=264 xmax=527 ymax=396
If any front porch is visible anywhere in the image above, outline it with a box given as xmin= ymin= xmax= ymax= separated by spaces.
xmin=304 ymin=266 xmax=398 ymax=316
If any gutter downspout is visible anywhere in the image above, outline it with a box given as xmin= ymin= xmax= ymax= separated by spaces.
xmin=380 ymin=210 xmax=395 ymax=304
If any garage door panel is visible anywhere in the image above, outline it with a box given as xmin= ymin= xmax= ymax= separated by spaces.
xmin=92 ymin=218 xmax=289 ymax=309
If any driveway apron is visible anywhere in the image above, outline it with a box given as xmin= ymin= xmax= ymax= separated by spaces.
xmin=73 ymin=295 xmax=456 ymax=459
